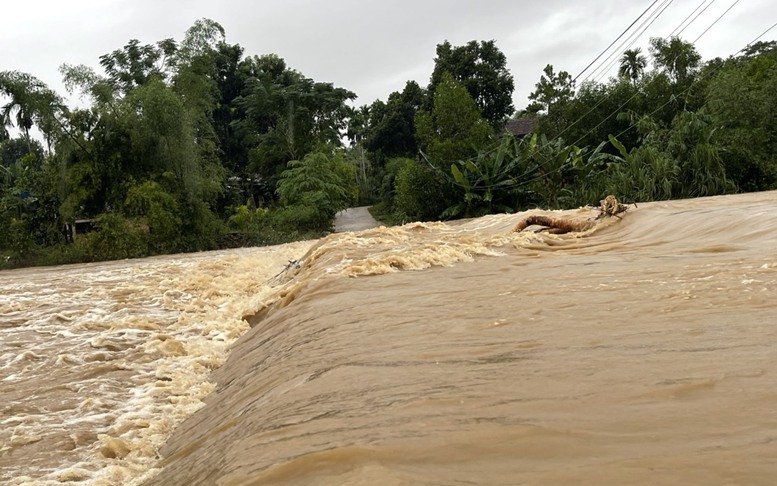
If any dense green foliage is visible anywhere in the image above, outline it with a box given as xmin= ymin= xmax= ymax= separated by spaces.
xmin=369 ymin=37 xmax=776 ymax=222
xmin=2 ymin=26 xmax=776 ymax=269
xmin=428 ymin=40 xmax=515 ymax=127
xmin=1 ymin=20 xmax=354 ymax=267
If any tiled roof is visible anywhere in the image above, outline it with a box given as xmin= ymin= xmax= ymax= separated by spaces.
xmin=505 ymin=117 xmax=536 ymax=136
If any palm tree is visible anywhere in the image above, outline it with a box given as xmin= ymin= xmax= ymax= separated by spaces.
xmin=1 ymin=72 xmax=38 ymax=152
xmin=619 ymin=48 xmax=648 ymax=83
xmin=1 ymin=71 xmax=66 ymax=153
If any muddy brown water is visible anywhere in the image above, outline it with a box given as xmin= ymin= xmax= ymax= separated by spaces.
xmin=2 ymin=192 xmax=776 ymax=485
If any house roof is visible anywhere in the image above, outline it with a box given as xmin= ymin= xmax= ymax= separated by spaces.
xmin=505 ymin=117 xmax=536 ymax=137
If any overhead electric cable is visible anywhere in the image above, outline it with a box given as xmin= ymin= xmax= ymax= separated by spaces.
xmin=744 ymin=21 xmax=777 ymax=48
xmin=575 ymin=0 xmax=738 ymax=147
xmin=509 ymin=21 xmax=775 ymax=194
xmin=573 ymin=0 xmax=662 ymax=82
xmin=583 ymin=0 xmax=671 ymax=83
xmin=693 ymin=0 xmax=741 ymax=43
xmin=586 ymin=0 xmax=674 ymax=83
xmin=673 ymin=0 xmax=717 ymax=38
xmin=591 ymin=0 xmax=676 ymax=84
xmin=551 ymin=0 xmax=680 ymax=143
xmin=610 ymin=23 xmax=776 ymax=145
xmin=423 ymin=12 xmax=776 ymax=197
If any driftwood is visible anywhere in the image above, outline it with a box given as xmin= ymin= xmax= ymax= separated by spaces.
xmin=512 ymin=215 xmax=592 ymax=234
xmin=597 ymin=195 xmax=629 ymax=219
xmin=513 ymin=195 xmax=628 ymax=234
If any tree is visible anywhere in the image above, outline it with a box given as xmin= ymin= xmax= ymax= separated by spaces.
xmin=0 ymin=71 xmax=66 ymax=152
xmin=705 ymin=42 xmax=777 ymax=190
xmin=667 ymin=110 xmax=732 ymax=197
xmin=276 ymin=151 xmax=355 ymax=230
xmin=526 ymin=64 xmax=575 ymax=115
xmin=124 ymin=181 xmax=182 ymax=252
xmin=395 ymin=73 xmax=492 ymax=220
xmin=234 ymin=55 xmax=355 ymax=181
xmin=606 ymin=135 xmax=679 ymax=202
xmin=211 ymin=43 xmax=249 ymax=172
xmin=99 ymin=38 xmax=178 ymax=94
xmin=363 ymin=80 xmax=425 ymax=161
xmin=619 ymin=48 xmax=648 ymax=83
xmin=428 ymin=40 xmax=515 ymax=126
xmin=649 ymin=37 xmax=701 ymax=84
xmin=543 ymin=76 xmax=642 ymax=150
xmin=177 ymin=18 xmax=225 ymax=63
xmin=416 ymin=72 xmax=492 ymax=166
xmin=525 ymin=64 xmax=576 ymax=138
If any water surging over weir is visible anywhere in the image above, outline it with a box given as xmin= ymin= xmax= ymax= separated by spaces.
xmin=3 ymin=192 xmax=777 ymax=485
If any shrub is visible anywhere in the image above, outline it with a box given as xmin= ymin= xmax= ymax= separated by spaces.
xmin=125 ymin=181 xmax=182 ymax=253
xmin=74 ymin=213 xmax=147 ymax=261
xmin=393 ymin=158 xmax=452 ymax=221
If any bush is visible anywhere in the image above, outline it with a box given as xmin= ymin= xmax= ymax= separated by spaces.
xmin=267 ymin=204 xmax=329 ymax=233
xmin=125 ymin=181 xmax=182 ymax=253
xmin=74 ymin=213 xmax=147 ymax=262
xmin=179 ymin=198 xmax=224 ymax=251
xmin=277 ymin=152 xmax=352 ymax=220
xmin=393 ymin=159 xmax=452 ymax=221
xmin=227 ymin=203 xmax=268 ymax=232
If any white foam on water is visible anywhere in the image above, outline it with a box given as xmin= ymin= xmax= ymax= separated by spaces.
xmin=0 ymin=242 xmax=315 ymax=485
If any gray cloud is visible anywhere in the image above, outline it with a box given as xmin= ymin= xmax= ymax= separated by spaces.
xmin=2 ymin=0 xmax=775 ymax=111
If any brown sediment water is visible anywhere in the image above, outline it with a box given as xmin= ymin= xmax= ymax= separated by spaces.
xmin=0 ymin=243 xmax=313 ymax=485
xmin=2 ymin=192 xmax=777 ymax=485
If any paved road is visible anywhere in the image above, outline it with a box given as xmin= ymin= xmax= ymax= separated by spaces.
xmin=334 ymin=206 xmax=382 ymax=232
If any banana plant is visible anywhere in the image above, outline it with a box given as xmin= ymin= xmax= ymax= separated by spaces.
xmin=523 ymin=135 xmax=584 ymax=209
xmin=445 ymin=134 xmax=537 ymax=217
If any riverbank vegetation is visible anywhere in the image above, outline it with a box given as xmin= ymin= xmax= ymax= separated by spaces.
xmin=2 ymin=19 xmax=775 ymax=268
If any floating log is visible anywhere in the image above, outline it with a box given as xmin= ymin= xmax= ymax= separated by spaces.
xmin=512 ymin=196 xmax=628 ymax=234
xmin=512 ymin=215 xmax=592 ymax=234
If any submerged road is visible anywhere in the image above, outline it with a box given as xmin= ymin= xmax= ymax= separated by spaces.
xmin=334 ymin=206 xmax=382 ymax=232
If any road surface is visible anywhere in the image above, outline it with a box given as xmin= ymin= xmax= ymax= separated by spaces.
xmin=334 ymin=206 xmax=381 ymax=232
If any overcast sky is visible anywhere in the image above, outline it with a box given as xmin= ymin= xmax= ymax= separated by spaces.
xmin=1 ymin=0 xmax=775 ymax=111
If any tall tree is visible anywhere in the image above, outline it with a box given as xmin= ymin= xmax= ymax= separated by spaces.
xmin=98 ymin=38 xmax=178 ymax=94
xmin=211 ymin=43 xmax=248 ymax=172
xmin=428 ymin=40 xmax=515 ymax=126
xmin=0 ymin=71 xmax=65 ymax=152
xmin=234 ymin=55 xmax=355 ymax=181
xmin=525 ymin=64 xmax=575 ymax=138
xmin=526 ymin=64 xmax=575 ymax=115
xmin=619 ymin=48 xmax=648 ymax=83
xmin=363 ymin=80 xmax=425 ymax=161
xmin=649 ymin=37 xmax=701 ymax=84
xmin=416 ymin=72 xmax=492 ymax=166
xmin=705 ymin=41 xmax=777 ymax=190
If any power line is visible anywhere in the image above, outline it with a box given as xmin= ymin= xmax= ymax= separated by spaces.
xmin=591 ymin=0 xmax=676 ymax=84
xmin=556 ymin=0 xmax=725 ymax=142
xmin=571 ymin=0 xmax=740 ymax=147
xmin=554 ymin=0 xmax=674 ymax=140
xmin=584 ymin=0 xmax=671 ymax=83
xmin=425 ymin=9 xmax=773 ymax=198
xmin=693 ymin=0 xmax=741 ymax=44
xmin=743 ymin=21 xmax=777 ymax=49
xmin=475 ymin=20 xmax=776 ymax=196
xmin=548 ymin=0 xmax=674 ymax=144
xmin=573 ymin=0 xmax=662 ymax=82
xmin=673 ymin=0 xmax=717 ymax=38
xmin=601 ymin=24 xmax=777 ymax=168
xmin=538 ymin=0 xmax=707 ymax=147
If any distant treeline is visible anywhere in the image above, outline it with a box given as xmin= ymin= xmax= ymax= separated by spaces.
xmin=1 ymin=19 xmax=775 ymax=268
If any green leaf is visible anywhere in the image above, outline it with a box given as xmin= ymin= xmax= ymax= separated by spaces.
xmin=608 ymin=135 xmax=629 ymax=159
xmin=451 ymin=163 xmax=470 ymax=191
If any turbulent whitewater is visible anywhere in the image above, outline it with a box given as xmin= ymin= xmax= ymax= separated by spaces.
xmin=2 ymin=192 xmax=776 ymax=485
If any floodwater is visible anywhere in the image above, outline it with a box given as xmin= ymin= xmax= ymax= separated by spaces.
xmin=2 ymin=192 xmax=777 ymax=485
